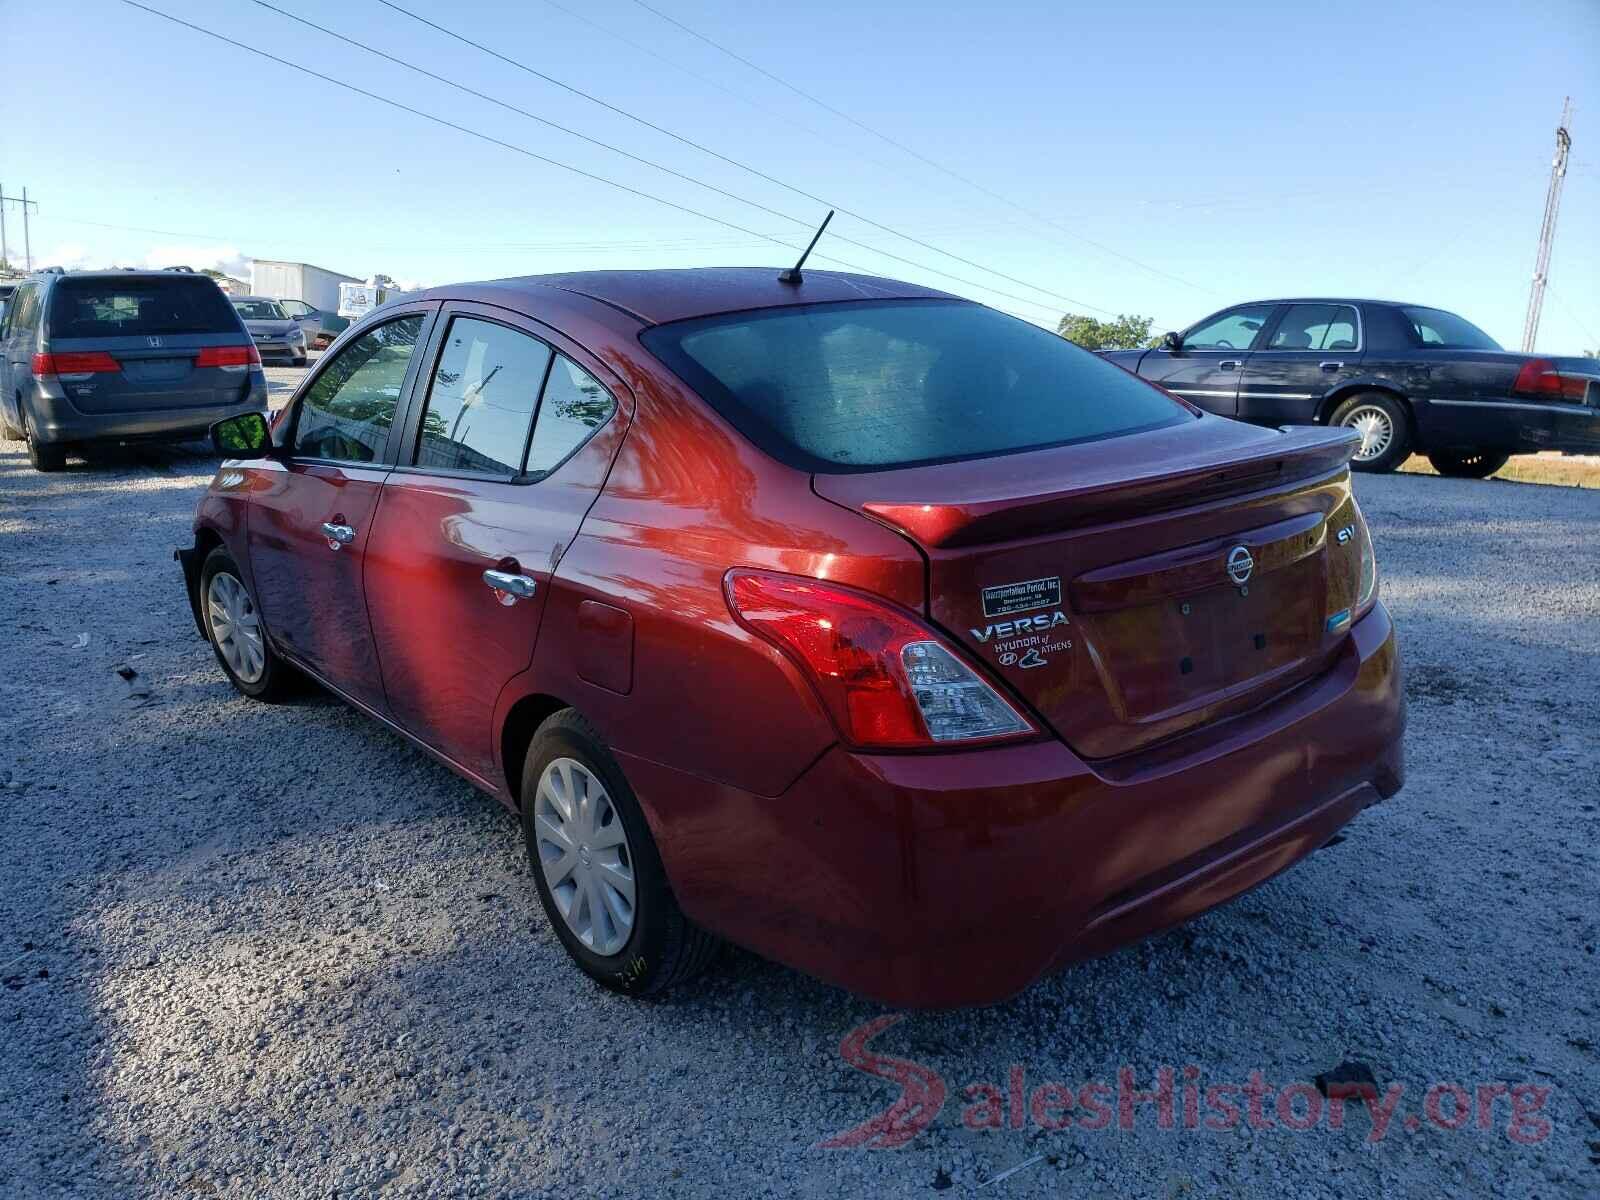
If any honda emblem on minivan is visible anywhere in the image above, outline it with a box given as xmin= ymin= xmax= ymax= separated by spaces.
xmin=147 ymin=336 xmax=163 ymax=348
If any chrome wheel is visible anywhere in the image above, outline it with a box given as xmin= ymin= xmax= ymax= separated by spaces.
xmin=206 ymin=571 xmax=265 ymax=684
xmin=533 ymin=757 xmax=636 ymax=956
xmin=1343 ymin=404 xmax=1394 ymax=462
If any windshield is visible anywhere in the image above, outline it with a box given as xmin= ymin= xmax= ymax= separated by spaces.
xmin=233 ymin=299 xmax=289 ymax=321
xmin=48 ymin=276 xmax=240 ymax=336
xmin=1401 ymin=306 xmax=1501 ymax=351
xmin=641 ymin=300 xmax=1192 ymax=473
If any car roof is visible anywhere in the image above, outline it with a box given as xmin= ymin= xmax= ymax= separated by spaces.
xmin=1234 ymin=297 xmax=1421 ymax=309
xmin=418 ymin=267 xmax=959 ymax=327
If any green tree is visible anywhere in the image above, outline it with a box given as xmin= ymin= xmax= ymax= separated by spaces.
xmin=1056 ymin=312 xmax=1157 ymax=351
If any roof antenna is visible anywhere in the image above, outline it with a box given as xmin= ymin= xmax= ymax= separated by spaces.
xmin=778 ymin=210 xmax=834 ymax=285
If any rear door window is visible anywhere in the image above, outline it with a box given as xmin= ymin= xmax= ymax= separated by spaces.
xmin=526 ymin=356 xmax=615 ymax=475
xmin=414 ymin=316 xmax=552 ymax=475
xmin=292 ymin=314 xmax=424 ymax=463
xmin=47 ymin=277 xmax=240 ymax=337
xmin=1267 ymin=304 xmax=1360 ymax=351
xmin=641 ymin=300 xmax=1188 ymax=473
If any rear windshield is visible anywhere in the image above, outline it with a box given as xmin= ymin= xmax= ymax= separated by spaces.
xmin=47 ymin=277 xmax=240 ymax=338
xmin=640 ymin=300 xmax=1191 ymax=473
xmin=1401 ymin=306 xmax=1501 ymax=351
xmin=233 ymin=299 xmax=288 ymax=320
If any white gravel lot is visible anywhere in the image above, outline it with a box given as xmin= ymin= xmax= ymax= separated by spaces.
xmin=1 ymin=367 xmax=1597 ymax=1197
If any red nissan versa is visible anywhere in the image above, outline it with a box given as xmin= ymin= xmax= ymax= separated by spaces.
xmin=177 ymin=268 xmax=1404 ymax=1008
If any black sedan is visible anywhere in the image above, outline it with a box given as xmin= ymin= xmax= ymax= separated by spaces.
xmin=1101 ymin=299 xmax=1600 ymax=475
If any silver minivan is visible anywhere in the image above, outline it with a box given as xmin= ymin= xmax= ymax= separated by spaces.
xmin=0 ymin=271 xmax=269 ymax=471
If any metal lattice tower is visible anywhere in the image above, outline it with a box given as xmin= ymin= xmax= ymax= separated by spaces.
xmin=1521 ymin=97 xmax=1573 ymax=353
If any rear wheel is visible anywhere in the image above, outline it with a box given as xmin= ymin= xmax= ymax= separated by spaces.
xmin=521 ymin=709 xmax=719 ymax=997
xmin=1428 ymin=449 xmax=1510 ymax=479
xmin=22 ymin=408 xmax=66 ymax=472
xmin=1331 ymin=392 xmax=1411 ymax=473
xmin=199 ymin=547 xmax=297 ymax=700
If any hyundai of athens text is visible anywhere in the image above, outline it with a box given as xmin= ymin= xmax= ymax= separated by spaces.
xmin=177 ymin=268 xmax=1404 ymax=1007
xmin=1101 ymin=298 xmax=1600 ymax=475
xmin=0 ymin=271 xmax=268 ymax=471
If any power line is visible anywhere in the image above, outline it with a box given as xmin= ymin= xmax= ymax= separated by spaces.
xmin=120 ymin=1 xmax=1073 ymax=317
xmin=533 ymin=0 xmax=915 ymax=183
xmin=368 ymin=0 xmax=1111 ymax=313
xmin=625 ymin=0 xmax=1213 ymax=296
xmin=254 ymin=0 xmax=1100 ymax=316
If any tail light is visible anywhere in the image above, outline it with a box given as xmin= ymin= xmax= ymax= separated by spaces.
xmin=1353 ymin=500 xmax=1378 ymax=615
xmin=32 ymin=351 xmax=120 ymax=376
xmin=196 ymin=344 xmax=261 ymax=371
xmin=725 ymin=570 xmax=1037 ymax=750
xmin=1512 ymin=358 xmax=1587 ymax=401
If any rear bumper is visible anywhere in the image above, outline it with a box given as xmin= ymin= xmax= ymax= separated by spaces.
xmin=1416 ymin=395 xmax=1600 ymax=454
xmin=29 ymin=379 xmax=268 ymax=445
xmin=623 ymin=601 xmax=1404 ymax=1008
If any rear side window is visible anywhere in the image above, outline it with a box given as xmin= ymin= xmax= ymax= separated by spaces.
xmin=47 ymin=277 xmax=239 ymax=337
xmin=641 ymin=300 xmax=1189 ymax=473
xmin=1401 ymin=307 xmax=1501 ymax=351
xmin=415 ymin=316 xmax=552 ymax=475
xmin=293 ymin=314 xmax=424 ymax=463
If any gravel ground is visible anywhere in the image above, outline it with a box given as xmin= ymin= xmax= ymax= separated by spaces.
xmin=2 ymin=375 xmax=1598 ymax=1197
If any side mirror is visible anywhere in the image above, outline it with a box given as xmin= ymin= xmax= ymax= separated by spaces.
xmin=1161 ymin=331 xmax=1183 ymax=351
xmin=210 ymin=411 xmax=274 ymax=458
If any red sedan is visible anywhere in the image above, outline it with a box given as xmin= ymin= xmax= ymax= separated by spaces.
xmin=178 ymin=269 xmax=1404 ymax=1007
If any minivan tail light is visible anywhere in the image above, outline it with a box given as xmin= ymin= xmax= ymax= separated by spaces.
xmin=725 ymin=570 xmax=1036 ymax=750
xmin=1512 ymin=358 xmax=1586 ymax=401
xmin=196 ymin=344 xmax=261 ymax=371
xmin=32 ymin=351 xmax=120 ymax=376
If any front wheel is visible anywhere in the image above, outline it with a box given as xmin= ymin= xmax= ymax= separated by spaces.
xmin=199 ymin=547 xmax=298 ymax=700
xmin=1331 ymin=392 xmax=1412 ymax=473
xmin=521 ymin=709 xmax=719 ymax=997
xmin=1428 ymin=449 xmax=1510 ymax=479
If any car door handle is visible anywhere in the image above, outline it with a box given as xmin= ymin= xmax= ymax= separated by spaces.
xmin=483 ymin=570 xmax=537 ymax=602
xmin=1319 ymin=361 xmax=1344 ymax=372
xmin=1218 ymin=360 xmax=1242 ymax=371
xmin=320 ymin=521 xmax=355 ymax=547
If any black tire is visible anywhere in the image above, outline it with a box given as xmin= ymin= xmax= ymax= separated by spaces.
xmin=292 ymin=355 xmax=308 ymax=368
xmin=1428 ymin=449 xmax=1511 ymax=479
xmin=521 ymin=709 xmax=719 ymax=997
xmin=198 ymin=547 xmax=298 ymax=701
xmin=1330 ymin=392 xmax=1412 ymax=474
xmin=22 ymin=408 xmax=66 ymax=472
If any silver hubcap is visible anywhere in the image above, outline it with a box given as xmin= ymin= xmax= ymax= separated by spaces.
xmin=1344 ymin=405 xmax=1394 ymax=461
xmin=534 ymin=758 xmax=635 ymax=956
xmin=206 ymin=571 xmax=266 ymax=684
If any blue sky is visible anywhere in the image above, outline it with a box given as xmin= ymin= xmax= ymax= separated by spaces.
xmin=3 ymin=0 xmax=1596 ymax=351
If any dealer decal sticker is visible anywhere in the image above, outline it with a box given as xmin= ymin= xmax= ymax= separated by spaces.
xmin=971 ymin=610 xmax=1073 ymax=669
xmin=981 ymin=576 xmax=1063 ymax=618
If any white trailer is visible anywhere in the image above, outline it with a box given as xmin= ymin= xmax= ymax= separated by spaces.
xmin=249 ymin=260 xmax=359 ymax=311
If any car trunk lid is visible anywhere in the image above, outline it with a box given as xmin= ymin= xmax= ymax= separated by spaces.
xmin=814 ymin=418 xmax=1368 ymax=759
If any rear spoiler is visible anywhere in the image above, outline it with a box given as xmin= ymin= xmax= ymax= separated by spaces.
xmin=837 ymin=425 xmax=1361 ymax=549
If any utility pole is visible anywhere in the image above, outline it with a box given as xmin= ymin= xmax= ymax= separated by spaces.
xmin=1521 ymin=97 xmax=1572 ymax=354
xmin=0 ymin=185 xmax=39 ymax=274
xmin=0 ymin=180 xmax=8 ymax=273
